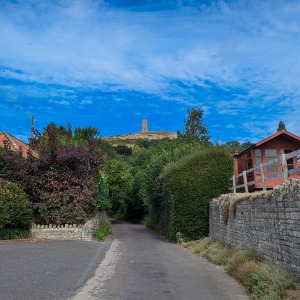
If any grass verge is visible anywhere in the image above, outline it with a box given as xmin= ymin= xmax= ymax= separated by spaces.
xmin=182 ymin=238 xmax=300 ymax=300
xmin=93 ymin=219 xmax=112 ymax=242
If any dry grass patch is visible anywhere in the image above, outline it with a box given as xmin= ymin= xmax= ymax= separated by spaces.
xmin=284 ymin=284 xmax=300 ymax=300
xmin=184 ymin=237 xmax=215 ymax=256
xmin=180 ymin=238 xmax=298 ymax=300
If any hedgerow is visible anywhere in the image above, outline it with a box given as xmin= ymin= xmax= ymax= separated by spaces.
xmin=0 ymin=180 xmax=32 ymax=230
xmin=139 ymin=140 xmax=206 ymax=228
xmin=157 ymin=147 xmax=232 ymax=240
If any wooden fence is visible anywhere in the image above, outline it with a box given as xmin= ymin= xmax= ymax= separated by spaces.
xmin=231 ymin=149 xmax=300 ymax=193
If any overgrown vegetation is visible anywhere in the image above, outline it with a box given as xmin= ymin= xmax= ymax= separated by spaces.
xmin=0 ymin=227 xmax=31 ymax=240
xmin=103 ymin=106 xmax=248 ymax=237
xmin=94 ymin=219 xmax=112 ymax=241
xmin=0 ymin=123 xmax=114 ymax=225
xmin=0 ymin=180 xmax=32 ymax=230
xmin=184 ymin=238 xmax=300 ymax=300
xmin=153 ymin=147 xmax=232 ymax=240
xmin=0 ymin=106 xmax=253 ymax=240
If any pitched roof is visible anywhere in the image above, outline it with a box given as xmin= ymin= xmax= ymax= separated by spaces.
xmin=236 ymin=130 xmax=300 ymax=158
xmin=0 ymin=131 xmax=31 ymax=157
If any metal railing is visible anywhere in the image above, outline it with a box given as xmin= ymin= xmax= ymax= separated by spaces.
xmin=231 ymin=149 xmax=300 ymax=193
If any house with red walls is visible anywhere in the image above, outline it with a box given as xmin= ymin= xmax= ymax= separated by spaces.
xmin=234 ymin=130 xmax=300 ymax=191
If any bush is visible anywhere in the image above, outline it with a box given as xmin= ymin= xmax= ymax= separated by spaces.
xmin=30 ymin=170 xmax=99 ymax=225
xmin=0 ymin=228 xmax=31 ymax=240
xmin=157 ymin=147 xmax=232 ymax=240
xmin=94 ymin=219 xmax=112 ymax=241
xmin=0 ymin=181 xmax=32 ymax=230
xmin=140 ymin=140 xmax=205 ymax=230
xmin=0 ymin=123 xmax=112 ymax=225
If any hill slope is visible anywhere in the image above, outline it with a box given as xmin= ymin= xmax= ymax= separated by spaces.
xmin=105 ymin=131 xmax=177 ymax=147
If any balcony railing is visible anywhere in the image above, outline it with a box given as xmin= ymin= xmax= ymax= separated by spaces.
xmin=231 ymin=149 xmax=300 ymax=193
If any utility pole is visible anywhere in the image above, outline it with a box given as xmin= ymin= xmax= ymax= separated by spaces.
xmin=31 ymin=114 xmax=35 ymax=137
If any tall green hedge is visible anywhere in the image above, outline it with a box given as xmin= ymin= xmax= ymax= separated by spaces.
xmin=0 ymin=181 xmax=32 ymax=230
xmin=157 ymin=147 xmax=232 ymax=240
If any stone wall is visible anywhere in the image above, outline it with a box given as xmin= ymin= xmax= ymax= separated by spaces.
xmin=31 ymin=212 xmax=107 ymax=241
xmin=209 ymin=179 xmax=300 ymax=274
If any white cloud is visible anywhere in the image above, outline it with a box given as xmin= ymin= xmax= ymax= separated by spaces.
xmin=1 ymin=0 xmax=300 ymax=140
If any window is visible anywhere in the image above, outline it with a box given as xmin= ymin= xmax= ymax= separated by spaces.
xmin=265 ymin=149 xmax=278 ymax=173
xmin=255 ymin=149 xmax=261 ymax=173
xmin=282 ymin=150 xmax=294 ymax=170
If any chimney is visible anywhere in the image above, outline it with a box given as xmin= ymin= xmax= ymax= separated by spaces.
xmin=142 ymin=119 xmax=148 ymax=133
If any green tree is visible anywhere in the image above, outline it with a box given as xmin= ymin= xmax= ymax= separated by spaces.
xmin=74 ymin=126 xmax=100 ymax=142
xmin=107 ymin=159 xmax=134 ymax=219
xmin=220 ymin=141 xmax=254 ymax=154
xmin=277 ymin=121 xmax=286 ymax=132
xmin=180 ymin=107 xmax=210 ymax=142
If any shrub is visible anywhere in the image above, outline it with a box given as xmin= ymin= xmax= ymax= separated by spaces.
xmin=29 ymin=170 xmax=99 ymax=225
xmin=157 ymin=147 xmax=232 ymax=240
xmin=94 ymin=219 xmax=112 ymax=241
xmin=139 ymin=140 xmax=206 ymax=231
xmin=0 ymin=181 xmax=32 ymax=230
xmin=0 ymin=228 xmax=31 ymax=240
xmin=0 ymin=123 xmax=112 ymax=225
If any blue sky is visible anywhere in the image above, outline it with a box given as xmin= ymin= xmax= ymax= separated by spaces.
xmin=0 ymin=0 xmax=300 ymax=144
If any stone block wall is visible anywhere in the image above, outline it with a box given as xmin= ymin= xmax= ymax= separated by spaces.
xmin=31 ymin=211 xmax=107 ymax=241
xmin=209 ymin=179 xmax=300 ymax=274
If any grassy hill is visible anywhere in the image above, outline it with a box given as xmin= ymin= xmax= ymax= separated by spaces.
xmin=105 ymin=131 xmax=177 ymax=147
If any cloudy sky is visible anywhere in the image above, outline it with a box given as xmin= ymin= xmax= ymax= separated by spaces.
xmin=0 ymin=0 xmax=299 ymax=143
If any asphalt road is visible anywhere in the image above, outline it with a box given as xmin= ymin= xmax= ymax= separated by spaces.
xmin=0 ymin=239 xmax=110 ymax=300
xmin=71 ymin=221 xmax=250 ymax=300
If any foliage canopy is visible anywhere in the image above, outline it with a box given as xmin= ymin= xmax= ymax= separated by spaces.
xmin=0 ymin=123 xmax=114 ymax=224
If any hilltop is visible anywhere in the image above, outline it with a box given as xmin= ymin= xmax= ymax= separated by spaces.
xmin=105 ymin=131 xmax=177 ymax=147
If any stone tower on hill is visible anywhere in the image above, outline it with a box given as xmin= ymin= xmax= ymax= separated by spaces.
xmin=142 ymin=119 xmax=148 ymax=133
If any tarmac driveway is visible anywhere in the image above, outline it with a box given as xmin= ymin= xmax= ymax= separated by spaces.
xmin=0 ymin=239 xmax=111 ymax=300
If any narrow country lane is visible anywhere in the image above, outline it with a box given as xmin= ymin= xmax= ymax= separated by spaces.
xmin=71 ymin=221 xmax=249 ymax=300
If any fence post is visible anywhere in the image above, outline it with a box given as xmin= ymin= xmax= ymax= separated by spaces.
xmin=260 ymin=163 xmax=266 ymax=191
xmin=281 ymin=153 xmax=288 ymax=183
xmin=232 ymin=175 xmax=236 ymax=193
xmin=242 ymin=171 xmax=249 ymax=193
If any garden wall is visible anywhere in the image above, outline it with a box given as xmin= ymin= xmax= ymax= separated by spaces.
xmin=209 ymin=179 xmax=300 ymax=274
xmin=31 ymin=211 xmax=106 ymax=241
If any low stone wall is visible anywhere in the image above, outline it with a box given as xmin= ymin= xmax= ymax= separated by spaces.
xmin=209 ymin=179 xmax=300 ymax=274
xmin=31 ymin=211 xmax=106 ymax=241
